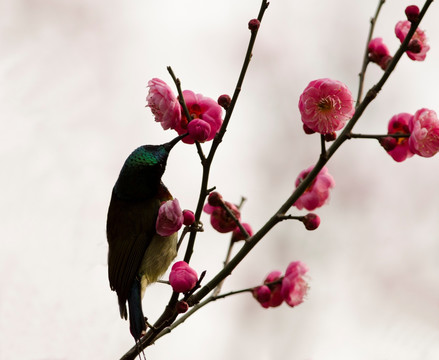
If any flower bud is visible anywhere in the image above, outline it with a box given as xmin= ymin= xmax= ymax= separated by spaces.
xmin=217 ymin=94 xmax=231 ymax=110
xmin=252 ymin=285 xmax=271 ymax=304
xmin=182 ymin=210 xmax=195 ymax=226
xmin=188 ymin=118 xmax=211 ymax=143
xmin=156 ymin=199 xmax=184 ymax=236
xmin=176 ymin=300 xmax=189 ymax=314
xmin=248 ymin=19 xmax=260 ymax=31
xmin=405 ymin=5 xmax=420 ymax=23
xmin=324 ymin=132 xmax=337 ymax=142
xmin=303 ymin=124 xmax=316 ymax=135
xmin=302 ymin=213 xmax=320 ymax=231
xmin=207 ymin=191 xmax=223 ymax=207
xmin=169 ymin=261 xmax=198 ymax=293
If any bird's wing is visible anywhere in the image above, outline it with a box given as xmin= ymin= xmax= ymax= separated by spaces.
xmin=106 ymin=182 xmax=173 ymax=319
xmin=106 ymin=191 xmax=160 ymax=319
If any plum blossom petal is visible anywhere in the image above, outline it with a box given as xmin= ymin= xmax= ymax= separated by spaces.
xmin=156 ymin=199 xmax=184 ymax=236
xmin=381 ymin=113 xmax=414 ymax=162
xmin=408 ymin=108 xmax=439 ymax=157
xmin=231 ymin=222 xmax=253 ymax=242
xmin=203 ymin=200 xmax=241 ymax=233
xmin=293 ymin=166 xmax=335 ymax=211
xmin=395 ymin=20 xmax=430 ymax=61
xmin=281 ymin=261 xmax=309 ymax=307
xmin=146 ymin=78 xmax=181 ymax=130
xmin=368 ymin=38 xmax=392 ymax=70
xmin=298 ymin=78 xmax=355 ymax=134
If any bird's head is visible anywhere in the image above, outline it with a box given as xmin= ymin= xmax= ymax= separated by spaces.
xmin=114 ymin=133 xmax=186 ymax=200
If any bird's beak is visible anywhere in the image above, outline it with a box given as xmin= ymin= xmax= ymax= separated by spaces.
xmin=163 ymin=133 xmax=188 ymax=151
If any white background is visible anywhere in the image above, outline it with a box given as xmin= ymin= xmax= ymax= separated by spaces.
xmin=1 ymin=0 xmax=439 ymax=359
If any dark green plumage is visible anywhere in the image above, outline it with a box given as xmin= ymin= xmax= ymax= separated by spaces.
xmin=107 ymin=134 xmax=185 ymax=341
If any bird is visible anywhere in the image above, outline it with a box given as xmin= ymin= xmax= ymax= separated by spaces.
xmin=106 ymin=133 xmax=185 ymax=341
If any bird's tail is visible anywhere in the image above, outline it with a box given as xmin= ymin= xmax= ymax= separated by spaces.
xmin=128 ymin=277 xmax=147 ymax=341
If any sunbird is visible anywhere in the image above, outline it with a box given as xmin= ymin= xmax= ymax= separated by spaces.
xmin=107 ymin=134 xmax=185 ymax=341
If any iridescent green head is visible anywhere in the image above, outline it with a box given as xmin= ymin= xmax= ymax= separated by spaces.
xmin=113 ymin=134 xmax=185 ymax=200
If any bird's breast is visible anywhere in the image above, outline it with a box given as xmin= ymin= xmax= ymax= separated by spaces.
xmin=139 ymin=232 xmax=178 ymax=297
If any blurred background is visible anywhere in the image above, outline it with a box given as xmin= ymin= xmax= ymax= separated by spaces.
xmin=1 ymin=0 xmax=439 ymax=359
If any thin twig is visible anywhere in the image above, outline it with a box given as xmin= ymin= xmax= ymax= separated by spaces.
xmin=349 ymin=133 xmax=410 ymax=140
xmin=357 ymin=0 xmax=386 ymax=104
xmin=167 ymin=66 xmax=206 ymax=163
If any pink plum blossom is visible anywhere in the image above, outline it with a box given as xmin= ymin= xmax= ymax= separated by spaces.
xmin=281 ymin=261 xmax=308 ymax=307
xmin=156 ymin=199 xmax=184 ymax=236
xmin=175 ymin=90 xmax=223 ymax=144
xmin=408 ymin=108 xmax=439 ymax=157
xmin=231 ymin=222 xmax=253 ymax=242
xmin=253 ymin=262 xmax=309 ymax=309
xmin=169 ymin=261 xmax=198 ymax=293
xmin=203 ymin=200 xmax=241 ymax=233
xmin=298 ymin=78 xmax=355 ymax=134
xmin=294 ymin=166 xmax=335 ymax=211
xmin=368 ymin=38 xmax=392 ymax=70
xmin=253 ymin=271 xmax=283 ymax=308
xmin=395 ymin=20 xmax=430 ymax=61
xmin=146 ymin=78 xmax=181 ymax=130
xmin=382 ymin=113 xmax=414 ymax=162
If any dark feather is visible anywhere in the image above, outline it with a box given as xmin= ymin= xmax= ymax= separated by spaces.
xmin=106 ymin=181 xmax=173 ymax=318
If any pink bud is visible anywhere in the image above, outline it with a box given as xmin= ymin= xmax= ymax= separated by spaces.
xmin=182 ymin=209 xmax=195 ymax=226
xmin=207 ymin=191 xmax=223 ymax=207
xmin=187 ymin=118 xmax=211 ymax=143
xmin=231 ymin=222 xmax=253 ymax=242
xmin=217 ymin=94 xmax=231 ymax=110
xmin=303 ymin=124 xmax=316 ymax=135
xmin=176 ymin=300 xmax=189 ymax=313
xmin=210 ymin=201 xmax=241 ymax=233
xmin=324 ymin=132 xmax=337 ymax=142
xmin=156 ymin=199 xmax=184 ymax=236
xmin=302 ymin=213 xmax=320 ymax=231
xmin=169 ymin=261 xmax=198 ymax=293
xmin=405 ymin=5 xmax=420 ymax=22
xmin=248 ymin=19 xmax=260 ymax=31
xmin=252 ymin=285 xmax=271 ymax=306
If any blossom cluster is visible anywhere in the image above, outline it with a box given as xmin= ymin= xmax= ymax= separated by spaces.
xmin=252 ymin=261 xmax=308 ymax=308
xmin=203 ymin=192 xmax=253 ymax=241
xmin=382 ymin=109 xmax=439 ymax=161
xmin=368 ymin=6 xmax=429 ymax=69
xmin=146 ymin=78 xmax=223 ymax=144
